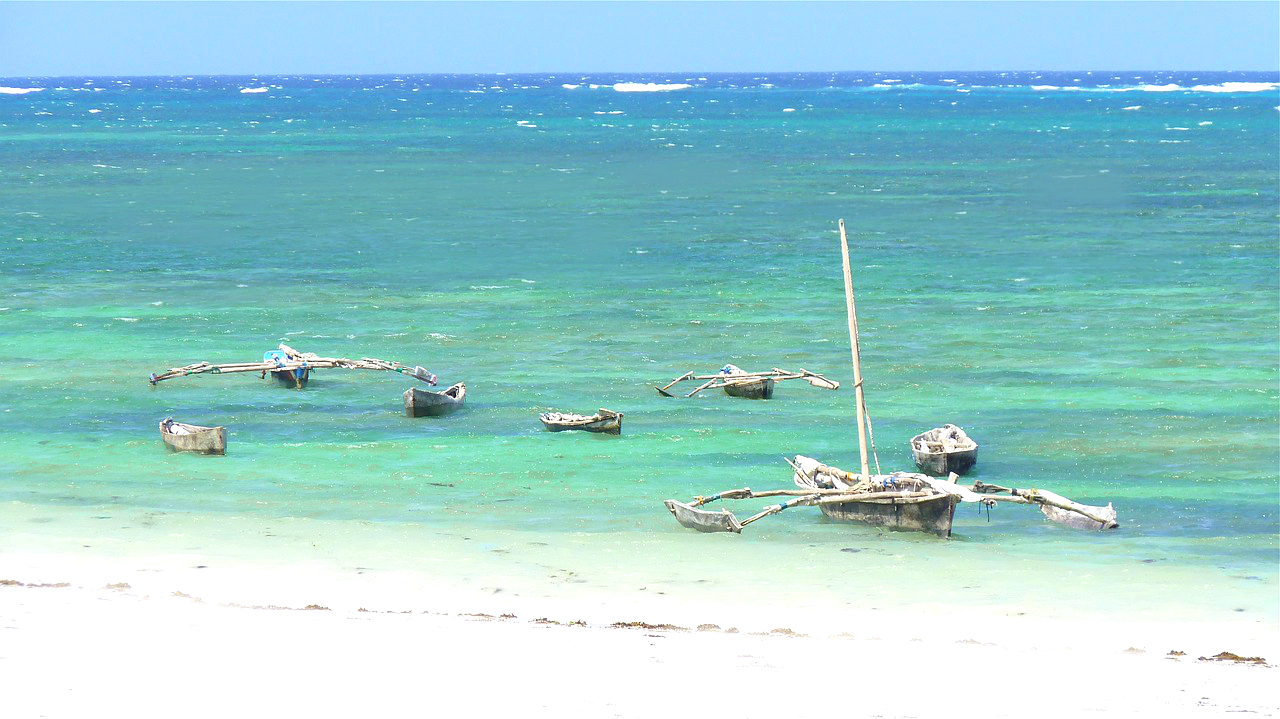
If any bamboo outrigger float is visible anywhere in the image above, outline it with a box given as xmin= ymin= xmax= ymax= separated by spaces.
xmin=148 ymin=344 xmax=438 ymax=390
xmin=655 ymin=366 xmax=839 ymax=398
xmin=663 ymin=219 xmax=1119 ymax=537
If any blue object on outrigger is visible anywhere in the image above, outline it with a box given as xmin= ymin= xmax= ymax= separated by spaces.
xmin=263 ymin=350 xmax=288 ymax=365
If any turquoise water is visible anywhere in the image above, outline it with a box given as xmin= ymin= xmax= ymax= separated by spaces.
xmin=1 ymin=72 xmax=1277 ymax=623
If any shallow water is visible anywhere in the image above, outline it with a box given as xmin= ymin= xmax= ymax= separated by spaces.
xmin=1 ymin=72 xmax=1276 ymax=623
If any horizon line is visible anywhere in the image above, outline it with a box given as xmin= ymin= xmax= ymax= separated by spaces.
xmin=4 ymin=69 xmax=1278 ymax=80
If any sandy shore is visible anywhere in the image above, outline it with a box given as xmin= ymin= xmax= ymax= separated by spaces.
xmin=1 ymin=552 xmax=1276 ymax=718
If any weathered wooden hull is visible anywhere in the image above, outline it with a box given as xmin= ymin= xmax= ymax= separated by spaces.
xmin=819 ymin=493 xmax=958 ymax=537
xmin=540 ymin=412 xmax=622 ymax=434
xmin=160 ymin=421 xmax=226 ymax=455
xmin=270 ymin=367 xmax=309 ymax=389
xmin=723 ymin=377 xmax=774 ymax=399
xmin=912 ymin=447 xmax=977 ymax=476
xmin=404 ymin=383 xmax=465 ymax=417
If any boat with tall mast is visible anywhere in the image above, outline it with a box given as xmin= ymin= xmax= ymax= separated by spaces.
xmin=790 ymin=219 xmax=962 ymax=536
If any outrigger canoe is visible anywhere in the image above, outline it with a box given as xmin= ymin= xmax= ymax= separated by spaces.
xmin=159 ymin=418 xmax=227 ymax=455
xmin=539 ymin=408 xmax=622 ymax=434
xmin=719 ymin=364 xmax=775 ymax=399
xmin=791 ymin=455 xmax=972 ymax=538
xmin=404 ymin=382 xmax=466 ymax=417
xmin=264 ymin=349 xmax=309 ymax=388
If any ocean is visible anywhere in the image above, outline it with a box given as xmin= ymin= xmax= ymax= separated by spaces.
xmin=1 ymin=71 xmax=1276 ymax=624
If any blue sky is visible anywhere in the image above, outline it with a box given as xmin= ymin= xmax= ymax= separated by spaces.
xmin=1 ymin=1 xmax=1276 ymax=76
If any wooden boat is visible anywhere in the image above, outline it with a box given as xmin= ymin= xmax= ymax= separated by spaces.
xmin=149 ymin=343 xmax=437 ymax=389
xmin=791 ymin=456 xmax=962 ymax=537
xmin=404 ymin=382 xmax=465 ymax=417
xmin=655 ymin=368 xmax=837 ymax=397
xmin=159 ymin=418 xmax=226 ymax=455
xmin=912 ymin=424 xmax=978 ymax=476
xmin=261 ymin=349 xmax=309 ymax=388
xmin=719 ymin=364 xmax=775 ymax=399
xmin=539 ymin=408 xmax=622 ymax=434
xmin=792 ymin=220 xmax=968 ymax=537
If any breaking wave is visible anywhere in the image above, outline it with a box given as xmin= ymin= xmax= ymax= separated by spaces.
xmin=613 ymin=82 xmax=691 ymax=93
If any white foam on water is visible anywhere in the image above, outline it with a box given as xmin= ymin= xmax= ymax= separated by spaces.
xmin=516 ymin=120 xmax=537 ymax=128
xmin=1188 ymin=81 xmax=1280 ymax=93
xmin=0 ymin=87 xmax=43 ymax=95
xmin=1167 ymin=127 xmax=1190 ymax=131
xmin=562 ymin=84 xmax=580 ymax=90
xmin=1117 ymin=81 xmax=1280 ymax=93
xmin=519 ymin=279 xmax=536 ymax=284
xmin=1122 ymin=105 xmax=1142 ymax=111
xmin=782 ymin=107 xmax=796 ymax=112
xmin=113 ymin=317 xmax=140 ymax=322
xmin=1198 ymin=121 xmax=1213 ymax=126
xmin=239 ymin=87 xmax=269 ymax=94
xmin=88 ymin=109 xmax=101 ymax=114
xmin=613 ymin=82 xmax=691 ymax=93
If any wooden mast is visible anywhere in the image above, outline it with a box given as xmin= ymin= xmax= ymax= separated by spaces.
xmin=838 ymin=219 xmax=871 ymax=478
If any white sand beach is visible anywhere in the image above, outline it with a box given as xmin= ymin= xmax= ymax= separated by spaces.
xmin=2 ymin=552 xmax=1276 ymax=718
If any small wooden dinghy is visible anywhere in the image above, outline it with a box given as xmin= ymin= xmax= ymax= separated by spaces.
xmin=404 ymin=382 xmax=466 ymax=417
xmin=911 ymin=424 xmax=978 ymax=476
xmin=539 ymin=408 xmax=622 ymax=434
xmin=719 ymin=364 xmax=775 ymax=399
xmin=159 ymin=418 xmax=227 ymax=455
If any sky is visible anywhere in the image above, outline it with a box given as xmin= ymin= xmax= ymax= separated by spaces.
xmin=1 ymin=1 xmax=1277 ymax=77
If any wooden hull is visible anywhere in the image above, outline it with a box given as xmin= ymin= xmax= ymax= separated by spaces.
xmin=722 ymin=377 xmax=774 ymax=399
xmin=912 ymin=447 xmax=977 ymax=476
xmin=404 ymin=383 xmax=465 ymax=417
xmin=160 ymin=421 xmax=226 ymax=455
xmin=540 ymin=411 xmax=622 ymax=434
xmin=270 ymin=368 xmax=309 ymax=389
xmin=819 ymin=493 xmax=958 ymax=537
